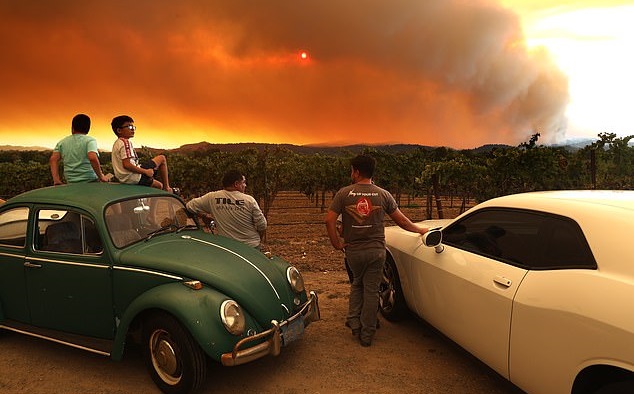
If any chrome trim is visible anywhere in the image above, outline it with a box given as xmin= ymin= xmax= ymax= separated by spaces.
xmin=188 ymin=236 xmax=281 ymax=299
xmin=0 ymin=244 xmax=26 ymax=250
xmin=34 ymin=247 xmax=104 ymax=257
xmin=0 ymin=251 xmax=25 ymax=259
xmin=0 ymin=325 xmax=111 ymax=356
xmin=220 ymin=291 xmax=320 ymax=367
xmin=113 ymin=265 xmax=183 ymax=281
xmin=25 ymin=256 xmax=110 ymax=269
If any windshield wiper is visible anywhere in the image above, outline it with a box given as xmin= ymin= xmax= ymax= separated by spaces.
xmin=176 ymin=224 xmax=199 ymax=233
xmin=145 ymin=224 xmax=178 ymax=241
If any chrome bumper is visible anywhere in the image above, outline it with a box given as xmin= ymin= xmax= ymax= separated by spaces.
xmin=220 ymin=290 xmax=320 ymax=366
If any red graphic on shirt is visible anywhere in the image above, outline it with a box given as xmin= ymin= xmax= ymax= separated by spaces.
xmin=356 ymin=197 xmax=372 ymax=216
xmin=119 ymin=137 xmax=137 ymax=160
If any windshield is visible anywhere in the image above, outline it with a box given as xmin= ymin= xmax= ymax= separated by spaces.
xmin=105 ymin=196 xmax=197 ymax=248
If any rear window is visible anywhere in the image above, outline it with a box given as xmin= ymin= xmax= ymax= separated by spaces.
xmin=442 ymin=208 xmax=597 ymax=270
xmin=0 ymin=207 xmax=29 ymax=247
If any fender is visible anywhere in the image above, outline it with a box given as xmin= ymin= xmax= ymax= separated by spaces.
xmin=110 ymin=282 xmax=253 ymax=361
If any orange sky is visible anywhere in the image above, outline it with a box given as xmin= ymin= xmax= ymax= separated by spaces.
xmin=0 ymin=0 xmax=630 ymax=150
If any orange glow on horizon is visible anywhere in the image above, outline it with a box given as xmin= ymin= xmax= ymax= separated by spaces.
xmin=1 ymin=1 xmax=630 ymax=150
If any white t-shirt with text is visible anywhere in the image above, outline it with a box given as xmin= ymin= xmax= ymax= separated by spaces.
xmin=186 ymin=189 xmax=267 ymax=247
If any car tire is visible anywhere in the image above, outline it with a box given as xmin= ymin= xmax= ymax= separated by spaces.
xmin=143 ymin=313 xmax=207 ymax=394
xmin=594 ymin=379 xmax=634 ymax=394
xmin=379 ymin=254 xmax=408 ymax=321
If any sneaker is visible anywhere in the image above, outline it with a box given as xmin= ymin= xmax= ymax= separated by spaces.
xmin=360 ymin=338 xmax=371 ymax=347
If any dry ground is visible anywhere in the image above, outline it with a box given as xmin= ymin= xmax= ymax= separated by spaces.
xmin=0 ymin=192 xmax=524 ymax=393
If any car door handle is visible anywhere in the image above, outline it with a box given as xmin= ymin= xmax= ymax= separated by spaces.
xmin=24 ymin=261 xmax=42 ymax=269
xmin=493 ymin=276 xmax=512 ymax=287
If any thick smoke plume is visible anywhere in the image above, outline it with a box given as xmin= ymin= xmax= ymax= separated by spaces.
xmin=0 ymin=0 xmax=568 ymax=148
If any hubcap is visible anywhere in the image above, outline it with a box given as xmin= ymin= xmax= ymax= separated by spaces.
xmin=150 ymin=329 xmax=182 ymax=385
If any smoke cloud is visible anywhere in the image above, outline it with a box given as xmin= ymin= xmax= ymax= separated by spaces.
xmin=0 ymin=0 xmax=568 ymax=148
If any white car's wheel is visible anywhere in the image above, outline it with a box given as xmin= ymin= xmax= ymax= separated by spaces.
xmin=379 ymin=255 xmax=408 ymax=321
xmin=143 ymin=313 xmax=207 ymax=394
xmin=595 ymin=379 xmax=634 ymax=394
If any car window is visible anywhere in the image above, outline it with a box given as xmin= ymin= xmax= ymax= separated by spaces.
xmin=0 ymin=207 xmax=29 ymax=247
xmin=36 ymin=209 xmax=103 ymax=255
xmin=83 ymin=216 xmax=103 ymax=253
xmin=105 ymin=196 xmax=196 ymax=248
xmin=442 ymin=208 xmax=596 ymax=270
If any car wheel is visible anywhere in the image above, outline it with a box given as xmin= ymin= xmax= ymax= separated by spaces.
xmin=143 ymin=313 xmax=207 ymax=394
xmin=594 ymin=379 xmax=634 ymax=394
xmin=379 ymin=255 xmax=408 ymax=321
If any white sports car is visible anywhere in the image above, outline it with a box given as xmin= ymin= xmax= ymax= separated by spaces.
xmin=381 ymin=190 xmax=634 ymax=394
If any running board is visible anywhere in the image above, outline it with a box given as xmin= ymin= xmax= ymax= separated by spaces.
xmin=0 ymin=320 xmax=113 ymax=356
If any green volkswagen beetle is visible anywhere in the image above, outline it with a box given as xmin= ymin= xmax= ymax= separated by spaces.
xmin=0 ymin=183 xmax=320 ymax=393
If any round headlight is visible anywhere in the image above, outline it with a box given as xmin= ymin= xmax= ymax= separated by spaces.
xmin=287 ymin=266 xmax=305 ymax=293
xmin=220 ymin=300 xmax=245 ymax=336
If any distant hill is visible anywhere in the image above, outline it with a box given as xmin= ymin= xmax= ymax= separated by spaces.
xmin=168 ymin=141 xmax=439 ymax=155
xmin=0 ymin=141 xmax=457 ymax=155
xmin=1 ymin=139 xmax=598 ymax=155
xmin=552 ymin=137 xmax=598 ymax=151
xmin=0 ymin=141 xmax=441 ymax=155
xmin=0 ymin=145 xmax=50 ymax=151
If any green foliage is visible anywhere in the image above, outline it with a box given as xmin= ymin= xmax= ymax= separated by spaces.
xmin=3 ymin=132 xmax=634 ymax=214
xmin=581 ymin=132 xmax=634 ymax=188
xmin=0 ymin=150 xmax=51 ymax=165
xmin=0 ymin=160 xmax=51 ymax=199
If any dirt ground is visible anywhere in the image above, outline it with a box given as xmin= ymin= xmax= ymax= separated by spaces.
xmin=0 ymin=192 xmax=524 ymax=393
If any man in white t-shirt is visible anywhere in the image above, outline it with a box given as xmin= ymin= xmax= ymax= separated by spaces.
xmin=186 ymin=170 xmax=267 ymax=249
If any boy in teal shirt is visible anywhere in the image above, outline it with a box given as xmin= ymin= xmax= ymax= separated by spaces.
xmin=50 ymin=114 xmax=109 ymax=184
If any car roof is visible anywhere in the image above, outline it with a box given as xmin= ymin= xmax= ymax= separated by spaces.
xmin=481 ymin=190 xmax=634 ymax=213
xmin=3 ymin=183 xmax=174 ymax=216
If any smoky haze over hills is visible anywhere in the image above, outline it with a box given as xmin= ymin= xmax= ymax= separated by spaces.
xmin=0 ymin=137 xmax=599 ymax=155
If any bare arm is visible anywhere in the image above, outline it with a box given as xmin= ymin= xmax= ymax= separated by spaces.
xmin=388 ymin=208 xmax=428 ymax=235
xmin=185 ymin=196 xmax=215 ymax=228
xmin=325 ymin=210 xmax=345 ymax=250
xmin=87 ymin=151 xmax=109 ymax=182
xmin=122 ymin=158 xmax=153 ymax=177
xmin=49 ymin=151 xmax=63 ymax=185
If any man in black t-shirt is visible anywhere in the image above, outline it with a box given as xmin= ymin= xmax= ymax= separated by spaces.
xmin=326 ymin=154 xmax=428 ymax=347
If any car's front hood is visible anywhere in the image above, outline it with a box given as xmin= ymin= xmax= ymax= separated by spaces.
xmin=117 ymin=231 xmax=294 ymax=324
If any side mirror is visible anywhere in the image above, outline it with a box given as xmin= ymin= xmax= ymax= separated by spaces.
xmin=423 ymin=229 xmax=444 ymax=253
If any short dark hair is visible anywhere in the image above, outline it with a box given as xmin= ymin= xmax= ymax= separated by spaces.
xmin=72 ymin=114 xmax=91 ymax=134
xmin=222 ymin=170 xmax=244 ymax=188
xmin=350 ymin=154 xmax=376 ymax=178
xmin=111 ymin=115 xmax=134 ymax=135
